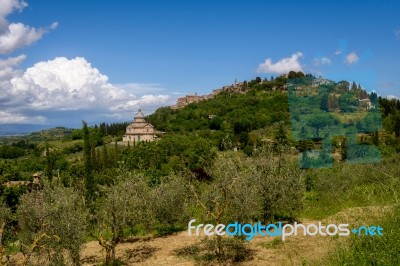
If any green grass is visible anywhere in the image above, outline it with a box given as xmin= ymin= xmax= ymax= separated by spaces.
xmin=300 ymin=155 xmax=400 ymax=220
xmin=332 ymin=110 xmax=369 ymax=124
xmin=302 ymin=183 xmax=397 ymax=220
xmin=329 ymin=205 xmax=400 ymax=266
xmin=258 ymin=238 xmax=284 ymax=249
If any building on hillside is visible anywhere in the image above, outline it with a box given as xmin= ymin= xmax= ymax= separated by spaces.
xmin=358 ymin=98 xmax=372 ymax=111
xmin=312 ymin=77 xmax=335 ymax=87
xmin=122 ymin=109 xmax=162 ymax=143
xmin=4 ymin=172 xmax=42 ymax=189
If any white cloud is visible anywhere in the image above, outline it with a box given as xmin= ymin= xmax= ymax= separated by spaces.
xmin=0 ymin=53 xmax=26 ymax=68
xmin=378 ymin=81 xmax=394 ymax=89
xmin=50 ymin=22 xmax=58 ymax=30
xmin=111 ymin=95 xmax=171 ymax=111
xmin=312 ymin=56 xmax=332 ymax=66
xmin=0 ymin=56 xmax=173 ymax=124
xmin=387 ymin=95 xmax=400 ymax=100
xmin=0 ymin=0 xmax=27 ymax=19
xmin=334 ymin=49 xmax=342 ymax=55
xmin=394 ymin=29 xmax=400 ymax=39
xmin=345 ymin=52 xmax=359 ymax=65
xmin=9 ymin=57 xmax=128 ymax=110
xmin=0 ymin=0 xmax=57 ymax=54
xmin=0 ymin=54 xmax=25 ymax=83
xmin=257 ymin=52 xmax=303 ymax=74
xmin=0 ymin=110 xmax=45 ymax=124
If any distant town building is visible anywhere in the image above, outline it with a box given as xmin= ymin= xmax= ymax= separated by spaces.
xmin=358 ymin=98 xmax=372 ymax=110
xmin=4 ymin=172 xmax=41 ymax=189
xmin=122 ymin=109 xmax=162 ymax=143
xmin=171 ymin=80 xmax=250 ymax=109
xmin=312 ymin=77 xmax=334 ymax=87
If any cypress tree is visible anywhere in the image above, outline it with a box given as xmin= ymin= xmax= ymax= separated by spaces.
xmin=114 ymin=140 xmax=119 ymax=165
xmin=341 ymin=138 xmax=348 ymax=161
xmin=372 ymin=131 xmax=379 ymax=146
xmin=45 ymin=142 xmax=53 ymax=182
xmin=83 ymin=121 xmax=95 ymax=202
xmin=102 ymin=143 xmax=108 ymax=168
xmin=91 ymin=141 xmax=97 ymax=172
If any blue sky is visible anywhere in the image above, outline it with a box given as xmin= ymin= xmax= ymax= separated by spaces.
xmin=0 ymin=0 xmax=399 ymax=128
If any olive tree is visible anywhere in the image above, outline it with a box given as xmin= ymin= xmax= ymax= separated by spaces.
xmin=190 ymin=154 xmax=263 ymax=256
xmin=0 ymin=201 xmax=11 ymax=265
xmin=94 ymin=172 xmax=152 ymax=264
xmin=151 ymin=175 xmax=189 ymax=228
xmin=17 ymin=183 xmax=88 ymax=265
xmin=250 ymin=146 xmax=305 ymax=222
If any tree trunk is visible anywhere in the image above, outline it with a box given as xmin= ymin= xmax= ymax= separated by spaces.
xmin=70 ymin=249 xmax=81 ymax=266
xmin=105 ymin=246 xmax=112 ymax=265
xmin=111 ymin=244 xmax=116 ymax=263
xmin=0 ymin=222 xmax=4 ymax=266
xmin=216 ymin=235 xmax=223 ymax=256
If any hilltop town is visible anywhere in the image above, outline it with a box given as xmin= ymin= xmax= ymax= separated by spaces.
xmin=171 ymin=80 xmax=248 ymax=109
xmin=171 ymin=74 xmax=340 ymax=109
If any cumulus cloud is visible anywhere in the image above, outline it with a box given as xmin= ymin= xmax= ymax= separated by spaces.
xmin=0 ymin=56 xmax=172 ymax=124
xmin=312 ymin=56 xmax=332 ymax=66
xmin=0 ymin=0 xmax=57 ymax=54
xmin=345 ymin=52 xmax=359 ymax=65
xmin=257 ymin=52 xmax=303 ymax=74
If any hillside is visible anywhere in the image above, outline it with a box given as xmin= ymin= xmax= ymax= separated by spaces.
xmin=1 ymin=73 xmax=400 ymax=265
xmin=147 ymin=74 xmax=393 ymax=154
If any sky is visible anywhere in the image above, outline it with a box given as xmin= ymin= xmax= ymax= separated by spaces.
xmin=0 ymin=0 xmax=399 ymax=128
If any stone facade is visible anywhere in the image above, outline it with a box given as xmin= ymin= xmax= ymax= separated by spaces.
xmin=123 ymin=109 xmax=161 ymax=143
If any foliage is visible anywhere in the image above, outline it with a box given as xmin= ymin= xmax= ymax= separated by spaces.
xmin=16 ymin=181 xmax=88 ymax=265
xmin=124 ymin=134 xmax=216 ymax=180
xmin=0 ymin=74 xmax=400 ymax=264
xmin=83 ymin=121 xmax=95 ymax=202
xmin=94 ymin=171 xmax=153 ymax=264
xmin=0 ymin=201 xmax=11 ymax=264
xmin=0 ymin=146 xmax=25 ymax=159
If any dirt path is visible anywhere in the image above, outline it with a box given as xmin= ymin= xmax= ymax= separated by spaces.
xmin=9 ymin=205 xmax=393 ymax=265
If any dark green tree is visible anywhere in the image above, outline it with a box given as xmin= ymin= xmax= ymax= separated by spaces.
xmin=341 ymin=138 xmax=348 ymax=161
xmin=83 ymin=121 xmax=95 ymax=202
xmin=274 ymin=123 xmax=289 ymax=170
xmin=102 ymin=143 xmax=109 ymax=169
xmin=320 ymin=93 xmax=329 ymax=111
xmin=288 ymin=71 xmax=297 ymax=79
xmin=351 ymin=81 xmax=357 ymax=92
xmin=372 ymin=131 xmax=379 ymax=146
xmin=45 ymin=142 xmax=53 ymax=182
xmin=91 ymin=141 xmax=98 ymax=172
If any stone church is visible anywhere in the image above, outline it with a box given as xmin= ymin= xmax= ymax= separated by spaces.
xmin=123 ymin=109 xmax=161 ymax=143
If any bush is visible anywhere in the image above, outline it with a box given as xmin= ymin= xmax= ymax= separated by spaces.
xmin=0 ymin=145 xmax=25 ymax=159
